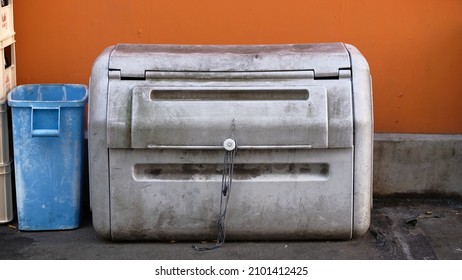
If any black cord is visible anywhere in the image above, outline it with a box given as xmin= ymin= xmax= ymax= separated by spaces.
xmin=193 ymin=144 xmax=237 ymax=251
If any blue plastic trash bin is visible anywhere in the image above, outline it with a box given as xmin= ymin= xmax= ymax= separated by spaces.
xmin=8 ymin=84 xmax=88 ymax=230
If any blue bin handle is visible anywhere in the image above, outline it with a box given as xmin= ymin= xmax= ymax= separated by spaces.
xmin=31 ymin=107 xmax=61 ymax=137
xmin=32 ymin=129 xmax=60 ymax=137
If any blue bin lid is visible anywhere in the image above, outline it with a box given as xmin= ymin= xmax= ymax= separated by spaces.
xmin=8 ymin=84 xmax=88 ymax=108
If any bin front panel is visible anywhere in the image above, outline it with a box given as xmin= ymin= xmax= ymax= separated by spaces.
xmin=109 ymin=148 xmax=353 ymax=240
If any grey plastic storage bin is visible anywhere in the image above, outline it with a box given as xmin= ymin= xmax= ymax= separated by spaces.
xmin=8 ymin=84 xmax=88 ymax=230
xmin=0 ymin=162 xmax=13 ymax=224
xmin=0 ymin=97 xmax=13 ymax=223
xmin=89 ymin=43 xmax=373 ymax=240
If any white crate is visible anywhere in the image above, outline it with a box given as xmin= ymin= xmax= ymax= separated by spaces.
xmin=0 ymin=35 xmax=15 ymax=99
xmin=0 ymin=0 xmax=14 ymax=41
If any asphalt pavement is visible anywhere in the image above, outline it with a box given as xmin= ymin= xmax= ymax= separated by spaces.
xmin=1 ymin=196 xmax=461 ymax=260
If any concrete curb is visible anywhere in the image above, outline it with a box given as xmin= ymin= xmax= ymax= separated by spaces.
xmin=373 ymin=133 xmax=462 ymax=196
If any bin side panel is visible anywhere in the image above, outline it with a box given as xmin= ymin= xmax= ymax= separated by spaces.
xmin=345 ymin=44 xmax=373 ymax=237
xmin=89 ymin=46 xmax=114 ymax=238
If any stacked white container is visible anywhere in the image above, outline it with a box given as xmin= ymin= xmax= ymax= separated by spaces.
xmin=0 ymin=0 xmax=15 ymax=223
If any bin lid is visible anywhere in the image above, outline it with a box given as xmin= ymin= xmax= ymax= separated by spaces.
xmin=109 ymin=43 xmax=351 ymax=78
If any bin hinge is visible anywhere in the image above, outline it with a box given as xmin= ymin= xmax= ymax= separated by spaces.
xmin=338 ymin=69 xmax=352 ymax=79
xmin=314 ymin=69 xmax=351 ymax=80
xmin=108 ymin=70 xmax=121 ymax=79
xmin=109 ymin=69 xmax=148 ymax=80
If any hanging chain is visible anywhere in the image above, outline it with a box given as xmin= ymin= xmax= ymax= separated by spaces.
xmin=193 ymin=139 xmax=237 ymax=251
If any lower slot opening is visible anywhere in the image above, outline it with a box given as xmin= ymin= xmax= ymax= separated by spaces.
xmin=133 ymin=163 xmax=329 ymax=182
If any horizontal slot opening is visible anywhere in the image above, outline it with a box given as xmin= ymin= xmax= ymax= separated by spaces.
xmin=133 ymin=163 xmax=329 ymax=182
xmin=150 ymin=89 xmax=309 ymax=101
xmin=121 ymin=76 xmax=145 ymax=81
xmin=314 ymin=76 xmax=339 ymax=80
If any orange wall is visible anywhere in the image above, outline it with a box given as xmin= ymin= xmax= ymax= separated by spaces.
xmin=13 ymin=0 xmax=462 ymax=133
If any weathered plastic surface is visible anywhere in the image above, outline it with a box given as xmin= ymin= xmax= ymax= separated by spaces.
xmin=8 ymin=84 xmax=88 ymax=230
xmin=89 ymin=43 xmax=373 ymax=240
xmin=131 ymin=86 xmax=330 ymax=148
xmin=346 ymin=44 xmax=374 ymax=237
xmin=109 ymin=43 xmax=350 ymax=78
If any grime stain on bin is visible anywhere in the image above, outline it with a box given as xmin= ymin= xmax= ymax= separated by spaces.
xmin=135 ymin=163 xmax=329 ymax=181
